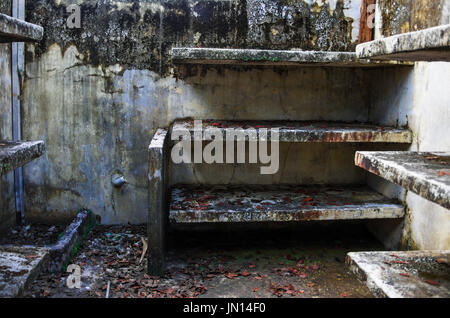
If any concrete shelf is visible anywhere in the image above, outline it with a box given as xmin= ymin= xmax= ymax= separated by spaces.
xmin=346 ymin=250 xmax=450 ymax=298
xmin=0 ymin=140 xmax=45 ymax=176
xmin=171 ymin=47 xmax=411 ymax=67
xmin=0 ymin=245 xmax=49 ymax=297
xmin=169 ymin=184 xmax=405 ymax=223
xmin=355 ymin=151 xmax=450 ymax=210
xmin=356 ymin=24 xmax=450 ymax=62
xmin=172 ymin=120 xmax=412 ymax=143
xmin=0 ymin=13 xmax=43 ymax=43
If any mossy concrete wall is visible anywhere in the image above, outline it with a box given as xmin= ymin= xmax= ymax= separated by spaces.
xmin=22 ymin=0 xmax=367 ymax=224
xmin=0 ymin=1 xmax=16 ymax=235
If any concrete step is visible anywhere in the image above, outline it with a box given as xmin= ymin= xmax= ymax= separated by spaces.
xmin=355 ymin=151 xmax=450 ymax=209
xmin=172 ymin=120 xmax=412 ymax=143
xmin=169 ymin=184 xmax=405 ymax=223
xmin=356 ymin=24 xmax=450 ymax=62
xmin=171 ymin=47 xmax=412 ymax=67
xmin=0 ymin=245 xmax=50 ymax=297
xmin=0 ymin=13 xmax=43 ymax=43
xmin=0 ymin=140 xmax=45 ymax=176
xmin=346 ymin=250 xmax=450 ymax=298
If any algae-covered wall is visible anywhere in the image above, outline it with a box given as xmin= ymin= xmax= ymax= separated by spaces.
xmin=22 ymin=0 xmax=366 ymax=224
xmin=0 ymin=1 xmax=16 ymax=234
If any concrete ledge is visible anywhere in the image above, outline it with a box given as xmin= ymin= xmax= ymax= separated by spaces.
xmin=148 ymin=129 xmax=170 ymax=275
xmin=0 ymin=245 xmax=49 ymax=297
xmin=0 ymin=140 xmax=45 ymax=176
xmin=171 ymin=47 xmax=410 ymax=67
xmin=46 ymin=210 xmax=95 ymax=273
xmin=355 ymin=151 xmax=450 ymax=210
xmin=346 ymin=250 xmax=450 ymax=298
xmin=169 ymin=184 xmax=405 ymax=223
xmin=172 ymin=120 xmax=412 ymax=143
xmin=356 ymin=24 xmax=450 ymax=62
xmin=0 ymin=13 xmax=43 ymax=43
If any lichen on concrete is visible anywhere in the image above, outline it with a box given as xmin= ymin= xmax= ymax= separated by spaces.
xmin=355 ymin=151 xmax=450 ymax=210
xmin=172 ymin=120 xmax=412 ymax=143
xmin=346 ymin=250 xmax=450 ymax=298
xmin=0 ymin=245 xmax=50 ymax=297
xmin=169 ymin=184 xmax=405 ymax=223
xmin=357 ymin=24 xmax=450 ymax=62
xmin=0 ymin=13 xmax=43 ymax=43
xmin=26 ymin=0 xmax=360 ymax=75
xmin=0 ymin=140 xmax=45 ymax=176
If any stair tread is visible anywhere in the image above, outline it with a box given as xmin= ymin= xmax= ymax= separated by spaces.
xmin=171 ymin=47 xmax=412 ymax=67
xmin=0 ymin=13 xmax=43 ymax=43
xmin=356 ymin=24 xmax=450 ymax=62
xmin=347 ymin=250 xmax=450 ymax=298
xmin=0 ymin=140 xmax=45 ymax=176
xmin=172 ymin=120 xmax=412 ymax=143
xmin=169 ymin=184 xmax=404 ymax=223
xmin=355 ymin=151 xmax=450 ymax=209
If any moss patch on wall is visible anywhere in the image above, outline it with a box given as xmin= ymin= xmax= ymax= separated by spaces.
xmin=378 ymin=0 xmax=445 ymax=36
xmin=26 ymin=0 xmax=357 ymax=76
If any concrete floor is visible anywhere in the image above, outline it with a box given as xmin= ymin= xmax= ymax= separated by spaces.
xmin=22 ymin=222 xmax=380 ymax=298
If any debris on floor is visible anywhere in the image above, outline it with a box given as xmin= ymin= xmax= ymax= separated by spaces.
xmin=0 ymin=223 xmax=66 ymax=247
xmin=22 ymin=223 xmax=378 ymax=298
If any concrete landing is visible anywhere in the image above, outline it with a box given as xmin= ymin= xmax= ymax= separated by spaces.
xmin=169 ymin=185 xmax=404 ymax=223
xmin=346 ymin=250 xmax=450 ymax=298
xmin=355 ymin=151 xmax=450 ymax=210
xmin=0 ymin=140 xmax=45 ymax=176
xmin=0 ymin=245 xmax=49 ymax=297
xmin=356 ymin=24 xmax=450 ymax=62
xmin=171 ymin=48 xmax=410 ymax=67
xmin=172 ymin=120 xmax=412 ymax=143
xmin=0 ymin=13 xmax=43 ymax=43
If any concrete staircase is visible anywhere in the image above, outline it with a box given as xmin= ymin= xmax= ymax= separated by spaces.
xmin=146 ymin=49 xmax=418 ymax=275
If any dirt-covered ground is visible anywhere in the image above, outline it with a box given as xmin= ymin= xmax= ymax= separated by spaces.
xmin=22 ymin=222 xmax=380 ymax=298
xmin=0 ymin=223 xmax=66 ymax=247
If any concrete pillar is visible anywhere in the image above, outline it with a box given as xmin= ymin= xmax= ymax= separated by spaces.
xmin=147 ymin=128 xmax=169 ymax=275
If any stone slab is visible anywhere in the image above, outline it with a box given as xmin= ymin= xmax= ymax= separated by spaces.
xmin=355 ymin=151 xmax=450 ymax=210
xmin=0 ymin=245 xmax=49 ymax=297
xmin=356 ymin=24 xmax=450 ymax=62
xmin=169 ymin=184 xmax=405 ymax=223
xmin=346 ymin=250 xmax=450 ymax=298
xmin=0 ymin=140 xmax=45 ymax=176
xmin=172 ymin=120 xmax=412 ymax=143
xmin=171 ymin=47 xmax=411 ymax=67
xmin=0 ymin=13 xmax=43 ymax=43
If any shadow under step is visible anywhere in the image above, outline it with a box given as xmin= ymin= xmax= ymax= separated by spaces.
xmin=169 ymin=184 xmax=405 ymax=223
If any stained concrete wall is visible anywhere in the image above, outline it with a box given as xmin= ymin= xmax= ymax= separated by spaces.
xmin=0 ymin=1 xmax=16 ymax=235
xmin=22 ymin=0 xmax=369 ymax=224
xmin=367 ymin=0 xmax=450 ymax=250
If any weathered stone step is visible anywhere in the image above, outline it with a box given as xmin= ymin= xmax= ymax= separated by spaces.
xmin=169 ymin=184 xmax=404 ymax=223
xmin=172 ymin=120 xmax=412 ymax=143
xmin=171 ymin=47 xmax=411 ymax=67
xmin=0 ymin=140 xmax=45 ymax=176
xmin=346 ymin=250 xmax=450 ymax=298
xmin=0 ymin=13 xmax=43 ymax=43
xmin=356 ymin=24 xmax=450 ymax=62
xmin=0 ymin=245 xmax=49 ymax=297
xmin=355 ymin=151 xmax=450 ymax=209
